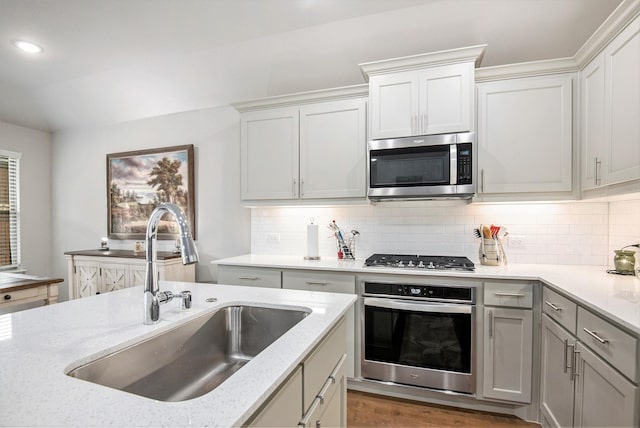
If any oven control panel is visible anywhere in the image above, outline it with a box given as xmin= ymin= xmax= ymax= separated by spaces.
xmin=364 ymin=282 xmax=475 ymax=303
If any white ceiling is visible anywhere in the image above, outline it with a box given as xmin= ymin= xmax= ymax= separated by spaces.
xmin=0 ymin=0 xmax=624 ymax=133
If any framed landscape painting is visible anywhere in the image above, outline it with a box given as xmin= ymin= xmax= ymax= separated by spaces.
xmin=107 ymin=145 xmax=195 ymax=240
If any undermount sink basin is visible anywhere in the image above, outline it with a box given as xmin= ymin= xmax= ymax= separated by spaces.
xmin=67 ymin=305 xmax=309 ymax=402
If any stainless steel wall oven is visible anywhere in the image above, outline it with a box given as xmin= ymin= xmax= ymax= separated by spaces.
xmin=361 ymin=280 xmax=476 ymax=394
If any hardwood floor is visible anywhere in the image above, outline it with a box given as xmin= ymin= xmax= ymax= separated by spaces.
xmin=347 ymin=391 xmax=540 ymax=427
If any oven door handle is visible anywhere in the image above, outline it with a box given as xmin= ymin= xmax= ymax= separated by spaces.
xmin=364 ymin=297 xmax=473 ymax=314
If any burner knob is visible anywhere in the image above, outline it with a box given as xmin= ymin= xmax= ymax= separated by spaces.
xmin=417 ymin=261 xmax=425 ymax=268
xmin=398 ymin=261 xmax=404 ymax=268
xmin=428 ymin=261 xmax=435 ymax=269
xmin=407 ymin=260 xmax=414 ymax=267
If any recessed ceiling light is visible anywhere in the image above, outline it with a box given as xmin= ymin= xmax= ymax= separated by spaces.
xmin=13 ymin=40 xmax=43 ymax=54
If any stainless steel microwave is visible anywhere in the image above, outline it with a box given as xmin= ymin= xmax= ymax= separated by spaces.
xmin=368 ymin=132 xmax=475 ymax=200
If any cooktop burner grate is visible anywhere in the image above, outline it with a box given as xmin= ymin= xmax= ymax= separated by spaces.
xmin=364 ymin=254 xmax=475 ymax=271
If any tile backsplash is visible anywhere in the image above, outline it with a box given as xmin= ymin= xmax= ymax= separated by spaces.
xmin=251 ymin=197 xmax=640 ymax=266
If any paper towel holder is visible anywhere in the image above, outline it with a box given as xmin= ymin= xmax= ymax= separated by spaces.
xmin=304 ymin=219 xmax=321 ymax=260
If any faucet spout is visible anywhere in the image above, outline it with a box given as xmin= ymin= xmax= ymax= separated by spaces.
xmin=143 ymin=203 xmax=199 ymax=325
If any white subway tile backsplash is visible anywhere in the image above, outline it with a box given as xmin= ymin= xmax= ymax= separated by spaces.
xmin=250 ymin=198 xmax=640 ymax=266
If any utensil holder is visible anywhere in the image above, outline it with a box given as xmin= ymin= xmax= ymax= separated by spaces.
xmin=479 ymin=238 xmax=503 ymax=266
xmin=337 ymin=237 xmax=355 ymax=260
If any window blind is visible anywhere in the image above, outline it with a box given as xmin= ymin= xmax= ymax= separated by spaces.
xmin=0 ymin=150 xmax=21 ymax=269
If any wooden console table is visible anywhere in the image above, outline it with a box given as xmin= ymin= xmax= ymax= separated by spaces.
xmin=0 ymin=272 xmax=62 ymax=309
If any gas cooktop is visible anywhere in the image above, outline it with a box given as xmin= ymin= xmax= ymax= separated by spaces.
xmin=364 ymin=254 xmax=475 ymax=271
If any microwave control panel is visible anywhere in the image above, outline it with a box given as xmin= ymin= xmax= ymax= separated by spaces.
xmin=457 ymin=143 xmax=472 ymax=185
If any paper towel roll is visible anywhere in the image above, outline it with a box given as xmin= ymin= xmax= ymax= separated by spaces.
xmin=305 ymin=223 xmax=320 ymax=260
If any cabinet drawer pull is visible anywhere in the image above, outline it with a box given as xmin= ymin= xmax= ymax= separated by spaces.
xmin=545 ymin=301 xmax=562 ymax=311
xmin=299 ymin=396 xmax=322 ymax=427
xmin=4 ymin=294 xmax=11 ymax=300
xmin=305 ymin=281 xmax=329 ymax=286
xmin=238 ymin=276 xmax=259 ymax=280
xmin=494 ymin=292 xmax=526 ymax=297
xmin=583 ymin=328 xmax=609 ymax=344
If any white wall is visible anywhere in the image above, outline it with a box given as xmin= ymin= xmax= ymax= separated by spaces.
xmin=51 ymin=106 xmax=251 ymax=301
xmin=0 ymin=120 xmax=53 ymax=276
xmin=251 ymin=198 xmax=640 ymax=267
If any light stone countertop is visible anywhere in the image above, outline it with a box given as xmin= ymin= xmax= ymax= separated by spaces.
xmin=212 ymin=254 xmax=640 ymax=335
xmin=0 ymin=282 xmax=356 ymax=427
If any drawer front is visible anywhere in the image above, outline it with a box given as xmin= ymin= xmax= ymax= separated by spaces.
xmin=542 ymin=287 xmax=577 ymax=335
xmin=299 ymin=354 xmax=346 ymax=428
xmin=217 ymin=266 xmax=281 ymax=288
xmin=304 ymin=318 xmax=346 ymax=411
xmin=577 ymin=307 xmax=638 ymax=382
xmin=1 ymin=286 xmax=39 ymax=304
xmin=484 ymin=281 xmax=534 ymax=308
xmin=283 ymin=270 xmax=355 ymax=294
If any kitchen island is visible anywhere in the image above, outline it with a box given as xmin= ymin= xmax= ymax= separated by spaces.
xmin=0 ymin=281 xmax=356 ymax=427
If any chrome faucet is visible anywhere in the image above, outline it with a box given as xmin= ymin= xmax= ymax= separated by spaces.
xmin=143 ymin=203 xmax=199 ymax=325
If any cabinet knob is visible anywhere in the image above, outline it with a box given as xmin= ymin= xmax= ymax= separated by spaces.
xmin=4 ymin=294 xmax=11 ymax=300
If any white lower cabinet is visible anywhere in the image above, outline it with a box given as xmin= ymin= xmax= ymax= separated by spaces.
xmin=282 ymin=270 xmax=356 ymax=379
xmin=66 ymin=253 xmax=195 ymax=299
xmin=483 ymin=307 xmax=533 ymax=403
xmin=248 ymin=318 xmax=347 ymax=428
xmin=540 ymin=287 xmax=639 ymax=428
xmin=482 ymin=281 xmax=534 ymax=403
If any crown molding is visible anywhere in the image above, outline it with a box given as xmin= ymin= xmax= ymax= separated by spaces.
xmin=358 ymin=44 xmax=487 ymax=81
xmin=574 ymin=0 xmax=640 ymax=68
xmin=231 ymin=84 xmax=368 ymax=112
xmin=475 ymin=57 xmax=578 ymax=82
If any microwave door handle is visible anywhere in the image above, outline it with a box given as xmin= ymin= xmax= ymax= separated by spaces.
xmin=364 ymin=297 xmax=472 ymax=314
xmin=450 ymin=144 xmax=457 ymax=185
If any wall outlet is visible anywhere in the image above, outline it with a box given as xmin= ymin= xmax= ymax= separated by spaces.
xmin=266 ymin=233 xmax=280 ymax=244
xmin=508 ymin=235 xmax=526 ymax=248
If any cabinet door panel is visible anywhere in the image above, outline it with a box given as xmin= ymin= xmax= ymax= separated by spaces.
xmin=540 ymin=315 xmax=576 ymax=428
xmin=370 ymin=72 xmax=419 ymax=139
xmin=604 ymin=16 xmax=640 ymax=185
xmin=421 ymin=63 xmax=472 ymax=135
xmin=241 ymin=107 xmax=299 ymax=200
xmin=75 ymin=262 xmax=99 ymax=298
xmin=477 ymin=75 xmax=573 ymax=194
xmin=299 ymin=98 xmax=367 ymax=199
xmin=101 ymin=264 xmax=128 ymax=293
xmin=574 ymin=342 xmax=639 ymax=427
xmin=483 ymin=307 xmax=533 ymax=403
xmin=581 ymin=53 xmax=606 ymax=190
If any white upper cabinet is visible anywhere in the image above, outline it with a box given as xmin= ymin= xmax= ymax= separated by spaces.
xmin=241 ymin=107 xmax=299 ymax=200
xmin=581 ymin=14 xmax=640 ymax=193
xmin=477 ymin=74 xmax=574 ymax=195
xmin=361 ymin=45 xmax=485 ymax=140
xmin=235 ymin=85 xmax=368 ymax=203
xmin=603 ymin=14 xmax=640 ymax=185
xmin=369 ymin=71 xmax=418 ymax=139
xmin=580 ymin=53 xmax=607 ymax=190
xmin=299 ymin=99 xmax=367 ymax=199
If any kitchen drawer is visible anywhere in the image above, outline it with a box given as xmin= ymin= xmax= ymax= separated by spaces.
xmin=217 ymin=266 xmax=281 ymax=288
xmin=0 ymin=286 xmax=40 ymax=305
xmin=299 ymin=353 xmax=346 ymax=428
xmin=303 ymin=318 xmax=346 ymax=411
xmin=282 ymin=270 xmax=355 ymax=293
xmin=484 ymin=281 xmax=533 ymax=308
xmin=577 ymin=307 xmax=638 ymax=382
xmin=542 ymin=287 xmax=577 ymax=335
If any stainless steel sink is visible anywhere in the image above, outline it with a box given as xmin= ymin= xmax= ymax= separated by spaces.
xmin=67 ymin=305 xmax=309 ymax=402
